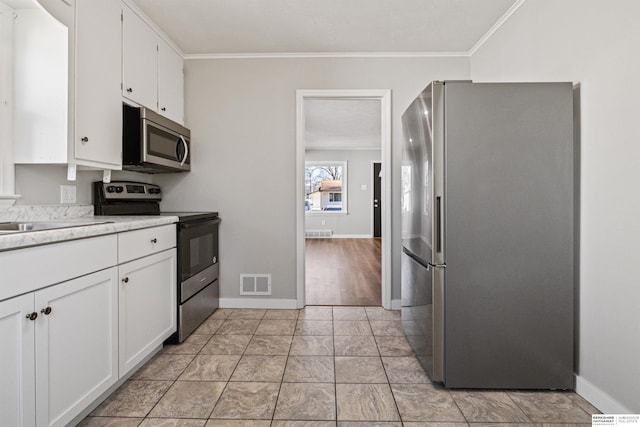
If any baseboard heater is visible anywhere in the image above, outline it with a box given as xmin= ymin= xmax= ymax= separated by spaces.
xmin=305 ymin=229 xmax=333 ymax=238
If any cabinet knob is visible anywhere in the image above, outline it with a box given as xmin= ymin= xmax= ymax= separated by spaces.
xmin=213 ymin=256 xmax=217 ymax=264
xmin=161 ymin=107 xmax=166 ymax=112
xmin=81 ymin=137 xmax=89 ymax=143
xmin=150 ymin=238 xmax=158 ymax=244
xmin=126 ymin=88 xmax=133 ymax=93
xmin=41 ymin=307 xmax=52 ymax=315
xmin=26 ymin=312 xmax=38 ymax=321
xmin=122 ymin=277 xmax=129 ymax=283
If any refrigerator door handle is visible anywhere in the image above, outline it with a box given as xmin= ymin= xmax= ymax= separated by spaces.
xmin=402 ymin=246 xmax=431 ymax=270
xmin=436 ymin=196 xmax=443 ymax=253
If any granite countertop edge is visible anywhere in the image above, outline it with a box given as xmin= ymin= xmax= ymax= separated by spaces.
xmin=0 ymin=216 xmax=179 ymax=252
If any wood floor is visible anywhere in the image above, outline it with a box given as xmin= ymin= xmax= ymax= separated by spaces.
xmin=305 ymin=238 xmax=381 ymax=306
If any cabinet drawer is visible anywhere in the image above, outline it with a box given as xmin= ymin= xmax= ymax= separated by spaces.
xmin=0 ymin=235 xmax=117 ymax=302
xmin=118 ymin=224 xmax=176 ymax=264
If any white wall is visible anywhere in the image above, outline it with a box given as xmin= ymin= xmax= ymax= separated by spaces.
xmin=156 ymin=56 xmax=470 ymax=302
xmin=471 ymin=0 xmax=640 ymax=413
xmin=305 ymin=149 xmax=380 ymax=237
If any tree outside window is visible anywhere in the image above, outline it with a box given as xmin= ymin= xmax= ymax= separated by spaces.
xmin=305 ymin=161 xmax=347 ymax=213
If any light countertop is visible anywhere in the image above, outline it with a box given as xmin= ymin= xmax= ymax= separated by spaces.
xmin=0 ymin=215 xmax=178 ymax=252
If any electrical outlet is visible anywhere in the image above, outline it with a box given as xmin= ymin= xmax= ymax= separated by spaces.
xmin=60 ymin=185 xmax=76 ymax=204
xmin=321 ymin=220 xmax=326 ymax=226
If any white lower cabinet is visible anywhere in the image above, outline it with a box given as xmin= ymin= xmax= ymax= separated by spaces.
xmin=118 ymin=249 xmax=176 ymax=377
xmin=35 ymin=267 xmax=118 ymax=427
xmin=0 ymin=267 xmax=118 ymax=427
xmin=0 ymin=225 xmax=177 ymax=426
xmin=0 ymin=294 xmax=36 ymax=427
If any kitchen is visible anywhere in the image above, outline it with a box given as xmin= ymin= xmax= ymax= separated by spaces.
xmin=1 ymin=0 xmax=639 ymax=425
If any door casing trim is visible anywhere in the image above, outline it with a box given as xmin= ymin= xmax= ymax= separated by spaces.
xmin=295 ymin=89 xmax=392 ymax=309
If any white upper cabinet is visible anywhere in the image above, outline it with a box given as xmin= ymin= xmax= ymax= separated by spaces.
xmin=12 ymin=7 xmax=68 ymax=164
xmin=158 ymin=38 xmax=184 ymax=124
xmin=7 ymin=0 xmax=183 ymax=172
xmin=121 ymin=3 xmax=184 ymax=124
xmin=122 ymin=4 xmax=158 ymax=110
xmin=75 ymin=0 xmax=122 ymax=168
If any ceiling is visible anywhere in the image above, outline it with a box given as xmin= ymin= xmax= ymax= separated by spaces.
xmin=129 ymin=0 xmax=519 ymax=149
xmin=3 ymin=0 xmax=38 ymax=9
xmin=131 ymin=0 xmax=519 ymax=56
xmin=305 ymin=99 xmax=381 ymax=151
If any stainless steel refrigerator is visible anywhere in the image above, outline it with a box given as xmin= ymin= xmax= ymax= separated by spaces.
xmin=401 ymin=81 xmax=575 ymax=389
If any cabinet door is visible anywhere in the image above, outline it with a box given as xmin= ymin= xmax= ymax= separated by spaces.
xmin=75 ymin=0 xmax=122 ymax=168
xmin=158 ymin=39 xmax=184 ymax=124
xmin=34 ymin=268 xmax=118 ymax=427
xmin=119 ymin=249 xmax=177 ymax=377
xmin=122 ymin=5 xmax=158 ymax=109
xmin=0 ymin=294 xmax=36 ymax=427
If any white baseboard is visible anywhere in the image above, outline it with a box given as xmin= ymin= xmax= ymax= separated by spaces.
xmin=575 ymin=375 xmax=633 ymax=414
xmin=332 ymin=234 xmax=373 ymax=238
xmin=390 ymin=299 xmax=402 ymax=310
xmin=220 ymin=298 xmax=298 ymax=309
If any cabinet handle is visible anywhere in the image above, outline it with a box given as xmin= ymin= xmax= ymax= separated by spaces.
xmin=41 ymin=307 xmax=52 ymax=315
xmin=213 ymin=256 xmax=217 ymax=264
xmin=126 ymin=88 xmax=133 ymax=93
xmin=81 ymin=137 xmax=89 ymax=143
xmin=150 ymin=238 xmax=158 ymax=244
xmin=26 ymin=312 xmax=38 ymax=321
xmin=122 ymin=277 xmax=129 ymax=283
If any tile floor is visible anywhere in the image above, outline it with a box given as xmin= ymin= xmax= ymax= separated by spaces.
xmin=78 ymin=306 xmax=599 ymax=426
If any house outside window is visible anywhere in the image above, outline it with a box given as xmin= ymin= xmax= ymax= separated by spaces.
xmin=305 ymin=161 xmax=348 ymax=213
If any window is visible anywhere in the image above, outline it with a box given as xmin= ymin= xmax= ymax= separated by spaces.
xmin=305 ymin=161 xmax=348 ymax=213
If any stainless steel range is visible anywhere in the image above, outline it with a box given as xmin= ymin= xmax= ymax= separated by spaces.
xmin=93 ymin=181 xmax=219 ymax=342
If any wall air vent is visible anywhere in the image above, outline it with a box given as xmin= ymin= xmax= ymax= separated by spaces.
xmin=240 ymin=274 xmax=272 ymax=295
xmin=305 ymin=229 xmax=333 ymax=238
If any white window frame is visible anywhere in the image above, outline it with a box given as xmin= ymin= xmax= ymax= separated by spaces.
xmin=304 ymin=160 xmax=348 ymax=214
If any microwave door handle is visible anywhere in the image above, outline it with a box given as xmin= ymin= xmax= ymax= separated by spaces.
xmin=179 ymin=136 xmax=189 ymax=166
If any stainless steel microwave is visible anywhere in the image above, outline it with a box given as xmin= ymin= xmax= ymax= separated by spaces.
xmin=122 ymin=104 xmax=191 ymax=173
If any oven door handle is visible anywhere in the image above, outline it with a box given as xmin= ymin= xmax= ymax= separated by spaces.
xmin=180 ymin=218 xmax=221 ymax=229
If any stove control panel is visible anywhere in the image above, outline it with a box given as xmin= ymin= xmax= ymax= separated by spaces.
xmin=95 ymin=181 xmax=162 ymax=201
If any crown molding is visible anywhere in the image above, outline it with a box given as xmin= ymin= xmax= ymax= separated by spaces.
xmin=183 ymin=51 xmax=470 ymax=60
xmin=468 ymin=0 xmax=528 ymax=56
xmin=150 ymin=0 xmax=527 ymax=60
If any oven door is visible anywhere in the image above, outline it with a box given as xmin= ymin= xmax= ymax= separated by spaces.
xmin=178 ymin=217 xmax=220 ymax=302
xmin=143 ymin=120 xmax=191 ymax=171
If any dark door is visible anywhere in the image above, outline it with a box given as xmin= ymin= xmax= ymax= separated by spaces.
xmin=373 ymin=162 xmax=382 ymax=237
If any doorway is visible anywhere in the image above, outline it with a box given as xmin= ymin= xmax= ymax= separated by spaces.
xmin=296 ymin=90 xmax=391 ymax=309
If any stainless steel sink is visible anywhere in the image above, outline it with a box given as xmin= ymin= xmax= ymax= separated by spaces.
xmin=0 ymin=220 xmax=113 ymax=234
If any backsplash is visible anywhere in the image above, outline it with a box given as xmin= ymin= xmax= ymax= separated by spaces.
xmin=14 ymin=165 xmax=154 ymax=206
xmin=0 ymin=204 xmax=94 ymax=222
